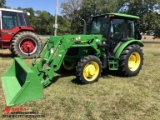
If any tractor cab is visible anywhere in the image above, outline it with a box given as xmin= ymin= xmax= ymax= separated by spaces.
xmin=90 ymin=13 xmax=140 ymax=50
xmin=2 ymin=10 xmax=30 ymax=30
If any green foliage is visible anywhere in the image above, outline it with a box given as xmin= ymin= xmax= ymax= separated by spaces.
xmin=16 ymin=7 xmax=71 ymax=35
xmin=3 ymin=0 xmax=160 ymax=36
xmin=60 ymin=0 xmax=83 ymax=34
xmin=119 ymin=0 xmax=160 ymax=37
xmin=34 ymin=10 xmax=54 ymax=35
xmin=61 ymin=0 xmax=160 ymax=37
xmin=58 ymin=16 xmax=71 ymax=35
xmin=60 ymin=0 xmax=139 ymax=34
xmin=0 ymin=0 xmax=6 ymax=7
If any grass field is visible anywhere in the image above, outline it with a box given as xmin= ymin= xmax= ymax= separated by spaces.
xmin=0 ymin=43 xmax=160 ymax=120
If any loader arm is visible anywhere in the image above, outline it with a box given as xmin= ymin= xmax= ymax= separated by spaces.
xmin=31 ymin=36 xmax=73 ymax=87
xmin=31 ymin=35 xmax=102 ymax=87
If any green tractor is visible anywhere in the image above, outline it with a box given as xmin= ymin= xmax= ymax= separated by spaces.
xmin=1 ymin=13 xmax=144 ymax=106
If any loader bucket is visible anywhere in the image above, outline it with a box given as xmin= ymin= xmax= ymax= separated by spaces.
xmin=1 ymin=57 xmax=43 ymax=106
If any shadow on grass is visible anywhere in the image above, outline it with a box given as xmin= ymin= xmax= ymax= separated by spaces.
xmin=71 ymin=78 xmax=82 ymax=85
xmin=101 ymin=68 xmax=120 ymax=77
xmin=0 ymin=52 xmax=14 ymax=58
xmin=58 ymin=71 xmax=82 ymax=85
xmin=102 ymin=68 xmax=141 ymax=80
xmin=44 ymin=70 xmax=81 ymax=87
xmin=45 ymin=68 xmax=125 ymax=88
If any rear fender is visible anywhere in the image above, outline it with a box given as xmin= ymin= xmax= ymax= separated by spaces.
xmin=114 ymin=40 xmax=144 ymax=59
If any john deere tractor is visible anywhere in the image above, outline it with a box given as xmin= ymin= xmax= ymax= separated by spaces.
xmin=1 ymin=13 xmax=144 ymax=106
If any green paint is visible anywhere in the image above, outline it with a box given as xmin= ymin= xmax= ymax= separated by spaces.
xmin=114 ymin=40 xmax=144 ymax=59
xmin=108 ymin=13 xmax=139 ymax=19
xmin=93 ymin=13 xmax=139 ymax=19
xmin=1 ymin=58 xmax=43 ymax=106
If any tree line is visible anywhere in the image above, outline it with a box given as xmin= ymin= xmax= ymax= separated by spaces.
xmin=1 ymin=0 xmax=160 ymax=37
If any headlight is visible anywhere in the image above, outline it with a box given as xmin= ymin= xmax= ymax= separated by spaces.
xmin=76 ymin=36 xmax=81 ymax=41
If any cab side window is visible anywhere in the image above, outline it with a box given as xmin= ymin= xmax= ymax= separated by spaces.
xmin=2 ymin=11 xmax=18 ymax=30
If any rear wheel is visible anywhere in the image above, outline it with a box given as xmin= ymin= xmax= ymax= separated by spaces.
xmin=11 ymin=31 xmax=41 ymax=58
xmin=76 ymin=55 xmax=102 ymax=84
xmin=119 ymin=44 xmax=143 ymax=76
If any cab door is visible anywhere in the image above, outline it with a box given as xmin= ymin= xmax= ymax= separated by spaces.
xmin=1 ymin=11 xmax=18 ymax=48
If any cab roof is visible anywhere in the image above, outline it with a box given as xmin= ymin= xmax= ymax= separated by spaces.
xmin=93 ymin=13 xmax=139 ymax=19
xmin=0 ymin=8 xmax=24 ymax=13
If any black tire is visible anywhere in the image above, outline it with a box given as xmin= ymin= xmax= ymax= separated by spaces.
xmin=119 ymin=44 xmax=144 ymax=76
xmin=11 ymin=31 xmax=42 ymax=58
xmin=76 ymin=55 xmax=102 ymax=84
xmin=60 ymin=60 xmax=75 ymax=72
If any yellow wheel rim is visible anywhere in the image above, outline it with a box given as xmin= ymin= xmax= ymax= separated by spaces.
xmin=63 ymin=61 xmax=74 ymax=70
xmin=83 ymin=61 xmax=99 ymax=81
xmin=128 ymin=52 xmax=141 ymax=71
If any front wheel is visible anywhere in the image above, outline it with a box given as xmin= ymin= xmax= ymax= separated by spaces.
xmin=119 ymin=44 xmax=144 ymax=76
xmin=76 ymin=55 xmax=102 ymax=84
xmin=60 ymin=60 xmax=76 ymax=72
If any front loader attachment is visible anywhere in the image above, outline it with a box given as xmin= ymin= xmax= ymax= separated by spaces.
xmin=1 ymin=58 xmax=43 ymax=106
